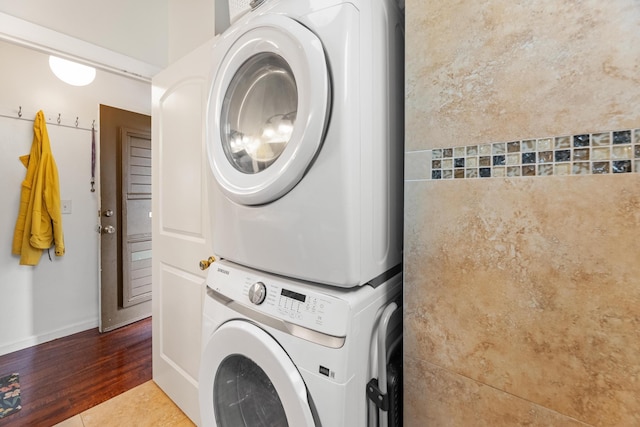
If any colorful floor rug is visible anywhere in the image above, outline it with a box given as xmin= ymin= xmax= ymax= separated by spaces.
xmin=0 ymin=373 xmax=21 ymax=418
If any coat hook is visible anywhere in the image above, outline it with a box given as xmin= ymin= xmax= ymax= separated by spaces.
xmin=18 ymin=106 xmax=22 ymax=118
xmin=57 ymin=113 xmax=61 ymax=124
xmin=92 ymin=120 xmax=95 ymax=130
xmin=75 ymin=117 xmax=79 ymax=127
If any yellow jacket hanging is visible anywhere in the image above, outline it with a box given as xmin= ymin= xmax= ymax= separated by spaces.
xmin=12 ymin=110 xmax=65 ymax=266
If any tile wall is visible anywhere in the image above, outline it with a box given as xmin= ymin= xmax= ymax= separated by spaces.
xmin=404 ymin=1 xmax=640 ymax=426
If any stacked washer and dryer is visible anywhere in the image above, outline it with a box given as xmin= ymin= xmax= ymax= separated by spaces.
xmin=199 ymin=0 xmax=405 ymax=426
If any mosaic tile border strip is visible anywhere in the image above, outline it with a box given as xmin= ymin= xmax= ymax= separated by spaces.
xmin=431 ymin=128 xmax=640 ymax=179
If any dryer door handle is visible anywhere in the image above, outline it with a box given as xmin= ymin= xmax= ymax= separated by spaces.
xmin=206 ymin=286 xmax=346 ymax=349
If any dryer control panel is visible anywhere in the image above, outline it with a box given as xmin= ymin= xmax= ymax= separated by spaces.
xmin=207 ymin=260 xmax=352 ymax=337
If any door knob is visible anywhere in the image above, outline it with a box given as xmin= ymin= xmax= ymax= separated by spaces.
xmin=102 ymin=225 xmax=116 ymax=234
xmin=199 ymin=256 xmax=216 ymax=270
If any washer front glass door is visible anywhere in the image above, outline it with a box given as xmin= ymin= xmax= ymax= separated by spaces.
xmin=221 ymin=53 xmax=297 ymax=175
xmin=200 ymin=321 xmax=318 ymax=427
xmin=214 ymin=354 xmax=288 ymax=426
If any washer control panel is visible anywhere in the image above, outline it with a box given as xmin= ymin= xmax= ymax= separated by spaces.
xmin=208 ymin=261 xmax=351 ymax=337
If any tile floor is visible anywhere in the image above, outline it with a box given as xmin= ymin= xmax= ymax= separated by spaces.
xmin=53 ymin=381 xmax=195 ymax=427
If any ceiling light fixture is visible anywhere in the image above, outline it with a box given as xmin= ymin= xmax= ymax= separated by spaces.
xmin=48 ymin=55 xmax=96 ymax=86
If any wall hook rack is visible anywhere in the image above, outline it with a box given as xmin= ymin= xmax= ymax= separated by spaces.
xmin=0 ymin=105 xmax=95 ymax=131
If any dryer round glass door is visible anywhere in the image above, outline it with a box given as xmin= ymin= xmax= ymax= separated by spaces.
xmin=207 ymin=14 xmax=330 ymax=205
xmin=220 ymin=52 xmax=297 ymax=175
xmin=199 ymin=320 xmax=318 ymax=427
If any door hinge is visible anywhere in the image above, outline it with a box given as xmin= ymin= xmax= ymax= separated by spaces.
xmin=366 ymin=378 xmax=389 ymax=411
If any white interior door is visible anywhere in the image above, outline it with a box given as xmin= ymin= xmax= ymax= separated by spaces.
xmin=152 ymin=37 xmax=216 ymax=425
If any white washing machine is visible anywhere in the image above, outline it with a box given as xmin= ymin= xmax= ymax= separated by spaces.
xmin=198 ymin=259 xmax=402 ymax=427
xmin=205 ymin=0 xmax=405 ymax=288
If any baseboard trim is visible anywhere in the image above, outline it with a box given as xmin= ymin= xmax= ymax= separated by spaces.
xmin=0 ymin=318 xmax=99 ymax=356
xmin=100 ymin=313 xmax=151 ymax=333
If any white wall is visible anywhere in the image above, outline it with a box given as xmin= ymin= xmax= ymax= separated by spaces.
xmin=0 ymin=0 xmax=216 ymax=356
xmin=168 ymin=0 xmax=216 ymax=64
xmin=0 ymin=39 xmax=151 ymax=355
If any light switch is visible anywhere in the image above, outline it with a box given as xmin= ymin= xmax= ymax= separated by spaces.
xmin=61 ymin=200 xmax=72 ymax=214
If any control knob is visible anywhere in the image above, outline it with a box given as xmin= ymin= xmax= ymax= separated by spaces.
xmin=248 ymin=282 xmax=267 ymax=305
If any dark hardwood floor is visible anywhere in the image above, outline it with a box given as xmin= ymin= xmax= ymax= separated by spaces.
xmin=0 ymin=317 xmax=151 ymax=426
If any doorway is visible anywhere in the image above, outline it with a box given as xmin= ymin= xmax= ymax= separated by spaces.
xmin=100 ymin=104 xmax=152 ymax=332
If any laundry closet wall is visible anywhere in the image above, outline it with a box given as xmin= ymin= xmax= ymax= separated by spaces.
xmin=404 ymin=1 xmax=640 ymax=426
xmin=0 ymin=40 xmax=151 ymax=355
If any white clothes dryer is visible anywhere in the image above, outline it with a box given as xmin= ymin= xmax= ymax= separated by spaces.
xmin=205 ymin=0 xmax=405 ymax=288
xmin=198 ymin=259 xmax=402 ymax=427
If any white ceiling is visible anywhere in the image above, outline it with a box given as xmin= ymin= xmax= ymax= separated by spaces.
xmin=0 ymin=0 xmax=169 ymax=67
xmin=0 ymin=0 xmax=216 ymax=73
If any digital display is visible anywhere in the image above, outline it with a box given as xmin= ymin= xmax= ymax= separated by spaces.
xmin=281 ymin=288 xmax=306 ymax=302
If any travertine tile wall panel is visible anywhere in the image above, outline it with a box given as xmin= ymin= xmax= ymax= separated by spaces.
xmin=404 ymin=176 xmax=640 ymax=426
xmin=405 ymin=357 xmax=591 ymax=427
xmin=405 ymin=1 xmax=640 ymax=425
xmin=406 ymin=0 xmax=640 ymax=152
xmin=404 ymin=150 xmax=432 ymax=181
